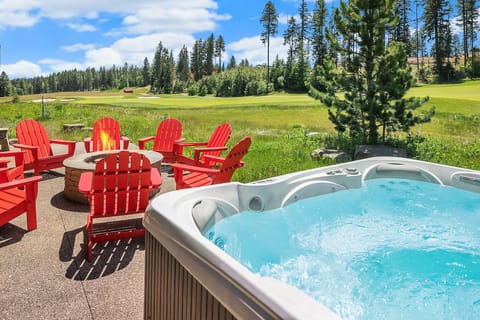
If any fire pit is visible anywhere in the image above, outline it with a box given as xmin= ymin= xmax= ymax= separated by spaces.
xmin=63 ymin=150 xmax=163 ymax=204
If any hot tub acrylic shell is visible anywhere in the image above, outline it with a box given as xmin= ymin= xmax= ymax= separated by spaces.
xmin=143 ymin=157 xmax=480 ymax=320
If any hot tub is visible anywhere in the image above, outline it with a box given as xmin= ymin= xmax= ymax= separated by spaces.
xmin=143 ymin=157 xmax=480 ymax=319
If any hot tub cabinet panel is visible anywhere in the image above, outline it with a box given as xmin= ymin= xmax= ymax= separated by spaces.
xmin=144 ymin=232 xmax=238 ymax=320
xmin=143 ymin=157 xmax=480 ymax=320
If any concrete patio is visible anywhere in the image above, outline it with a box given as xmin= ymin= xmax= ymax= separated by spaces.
xmin=0 ymin=144 xmax=176 ymax=319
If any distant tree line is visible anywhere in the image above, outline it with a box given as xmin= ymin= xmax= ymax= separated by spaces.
xmin=0 ymin=0 xmax=479 ymax=98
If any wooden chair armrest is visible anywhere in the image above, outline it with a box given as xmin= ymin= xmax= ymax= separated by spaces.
xmin=202 ymin=154 xmax=225 ymax=164
xmin=150 ymin=168 xmax=162 ymax=187
xmin=0 ymin=176 xmax=42 ymax=191
xmin=171 ymin=163 xmax=219 ymax=175
xmin=83 ymin=138 xmax=92 ymax=153
xmin=138 ymin=136 xmax=154 ymax=150
xmin=193 ymin=146 xmax=228 ymax=163
xmin=50 ymin=139 xmax=76 ymax=154
xmin=12 ymin=143 xmax=38 ymax=151
xmin=194 ymin=146 xmax=227 ymax=153
xmin=50 ymin=139 xmax=76 ymax=146
xmin=175 ymin=141 xmax=208 ymax=148
xmin=78 ymin=172 xmax=93 ymax=194
xmin=12 ymin=143 xmax=39 ymax=160
xmin=121 ymin=136 xmax=130 ymax=150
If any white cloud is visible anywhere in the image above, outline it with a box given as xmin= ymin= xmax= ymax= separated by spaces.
xmin=0 ymin=0 xmax=227 ymax=34
xmin=38 ymin=59 xmax=84 ymax=72
xmin=61 ymin=43 xmax=96 ymax=52
xmin=1 ymin=60 xmax=42 ymax=78
xmin=0 ymin=10 xmax=39 ymax=29
xmin=66 ymin=23 xmax=96 ymax=32
xmin=74 ymin=32 xmax=197 ymax=70
xmin=227 ymin=36 xmax=287 ymax=66
xmin=84 ymin=48 xmax=123 ymax=68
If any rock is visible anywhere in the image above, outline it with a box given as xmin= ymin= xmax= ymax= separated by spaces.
xmin=63 ymin=123 xmax=84 ymax=132
xmin=311 ymin=148 xmax=352 ymax=163
xmin=354 ymin=144 xmax=407 ymax=160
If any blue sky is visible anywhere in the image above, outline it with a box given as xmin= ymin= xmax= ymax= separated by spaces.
xmin=1 ymin=0 xmax=338 ymax=79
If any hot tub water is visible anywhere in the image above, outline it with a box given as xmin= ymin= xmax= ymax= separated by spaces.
xmin=205 ymin=178 xmax=480 ymax=319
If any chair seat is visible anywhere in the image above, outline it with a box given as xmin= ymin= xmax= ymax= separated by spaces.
xmin=181 ymin=172 xmax=213 ymax=188
xmin=38 ymin=153 xmax=72 ymax=166
xmin=0 ymin=188 xmax=26 ymax=213
xmin=90 ymin=218 xmax=145 ymax=243
xmin=25 ymin=153 xmax=73 ymax=173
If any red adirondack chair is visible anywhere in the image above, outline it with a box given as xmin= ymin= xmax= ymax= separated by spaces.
xmin=13 ymin=119 xmax=76 ymax=175
xmin=84 ymin=117 xmax=130 ymax=153
xmin=0 ymin=151 xmax=42 ymax=231
xmin=78 ymin=151 xmax=162 ymax=261
xmin=138 ymin=118 xmax=183 ymax=163
xmin=171 ymin=136 xmax=251 ymax=190
xmin=174 ymin=122 xmax=232 ymax=168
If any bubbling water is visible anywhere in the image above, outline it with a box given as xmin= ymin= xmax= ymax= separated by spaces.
xmin=205 ymin=178 xmax=480 ymax=320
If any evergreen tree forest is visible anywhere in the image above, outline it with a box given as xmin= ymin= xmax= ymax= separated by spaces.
xmin=1 ymin=0 xmax=479 ymax=98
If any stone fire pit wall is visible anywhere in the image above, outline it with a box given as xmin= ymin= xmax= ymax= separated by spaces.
xmin=63 ymin=150 xmax=163 ymax=204
xmin=0 ymin=128 xmax=9 ymax=151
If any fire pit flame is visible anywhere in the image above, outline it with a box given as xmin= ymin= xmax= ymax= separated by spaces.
xmin=99 ymin=127 xmax=115 ymax=150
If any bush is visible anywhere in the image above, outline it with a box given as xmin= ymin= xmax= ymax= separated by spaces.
xmin=188 ymin=84 xmax=198 ymax=96
xmin=198 ymin=84 xmax=207 ymax=96
xmin=173 ymin=80 xmax=185 ymax=93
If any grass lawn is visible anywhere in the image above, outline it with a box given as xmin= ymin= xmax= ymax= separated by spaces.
xmin=1 ymin=80 xmax=480 ymax=181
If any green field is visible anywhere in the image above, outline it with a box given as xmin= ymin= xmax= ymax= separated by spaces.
xmin=1 ymin=80 xmax=480 ymax=181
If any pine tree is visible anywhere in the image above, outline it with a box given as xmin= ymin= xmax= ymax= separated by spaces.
xmin=283 ymin=16 xmax=299 ymax=65
xmin=311 ymin=0 xmax=328 ymax=67
xmin=392 ymin=0 xmax=411 ymax=55
xmin=205 ymin=33 xmax=215 ymax=76
xmin=0 ymin=72 xmax=11 ymax=97
xmin=295 ymin=0 xmax=310 ymax=92
xmin=191 ymin=39 xmax=205 ymax=81
xmin=423 ymin=0 xmax=452 ymax=81
xmin=283 ymin=16 xmax=299 ymax=91
xmin=310 ymin=0 xmax=433 ymax=144
xmin=458 ymin=0 xmax=480 ymax=77
xmin=468 ymin=0 xmax=479 ymax=77
xmin=227 ymin=55 xmax=237 ymax=69
xmin=151 ymin=42 xmax=175 ymax=93
xmin=142 ymin=57 xmax=151 ymax=87
xmin=260 ymin=1 xmax=278 ymax=90
xmin=176 ymin=45 xmax=190 ymax=82
xmin=215 ymin=35 xmax=226 ymax=73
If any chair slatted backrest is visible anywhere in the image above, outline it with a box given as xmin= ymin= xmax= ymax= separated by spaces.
xmin=91 ymin=117 xmax=122 ymax=152
xmin=203 ymin=123 xmax=232 ymax=159
xmin=16 ymin=119 xmax=52 ymax=163
xmin=90 ymin=151 xmax=153 ymax=218
xmin=211 ymin=136 xmax=251 ymax=184
xmin=153 ymin=118 xmax=182 ymax=160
